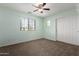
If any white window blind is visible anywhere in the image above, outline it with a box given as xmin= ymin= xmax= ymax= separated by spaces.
xmin=20 ymin=18 xmax=36 ymax=31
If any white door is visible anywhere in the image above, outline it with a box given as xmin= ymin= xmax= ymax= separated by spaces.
xmin=75 ymin=16 xmax=79 ymax=45
xmin=57 ymin=16 xmax=77 ymax=45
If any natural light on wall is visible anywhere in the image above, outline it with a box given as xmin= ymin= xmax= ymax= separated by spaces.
xmin=47 ymin=20 xmax=50 ymax=26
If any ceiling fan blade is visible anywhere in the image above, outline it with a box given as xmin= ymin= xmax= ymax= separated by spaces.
xmin=33 ymin=9 xmax=39 ymax=12
xmin=43 ymin=8 xmax=50 ymax=10
xmin=32 ymin=4 xmax=39 ymax=8
xmin=42 ymin=3 xmax=46 ymax=7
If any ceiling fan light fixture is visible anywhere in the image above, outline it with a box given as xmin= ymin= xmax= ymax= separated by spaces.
xmin=38 ymin=9 xmax=43 ymax=13
xmin=38 ymin=9 xmax=43 ymax=12
xmin=32 ymin=3 xmax=50 ymax=13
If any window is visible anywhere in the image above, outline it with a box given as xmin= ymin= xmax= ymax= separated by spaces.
xmin=20 ymin=18 xmax=36 ymax=31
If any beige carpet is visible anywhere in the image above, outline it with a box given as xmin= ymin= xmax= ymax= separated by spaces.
xmin=0 ymin=38 xmax=79 ymax=56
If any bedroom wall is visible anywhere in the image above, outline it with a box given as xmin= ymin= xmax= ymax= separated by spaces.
xmin=0 ymin=6 xmax=44 ymax=47
xmin=43 ymin=8 xmax=79 ymax=45
xmin=43 ymin=17 xmax=56 ymax=41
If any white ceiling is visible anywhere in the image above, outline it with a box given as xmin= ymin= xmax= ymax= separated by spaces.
xmin=0 ymin=3 xmax=77 ymax=17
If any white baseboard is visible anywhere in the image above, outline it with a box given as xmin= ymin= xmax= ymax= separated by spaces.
xmin=0 ymin=37 xmax=43 ymax=47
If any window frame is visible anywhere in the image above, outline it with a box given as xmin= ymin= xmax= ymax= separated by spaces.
xmin=20 ymin=18 xmax=36 ymax=31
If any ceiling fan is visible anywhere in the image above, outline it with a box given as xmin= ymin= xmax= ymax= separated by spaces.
xmin=32 ymin=3 xmax=50 ymax=13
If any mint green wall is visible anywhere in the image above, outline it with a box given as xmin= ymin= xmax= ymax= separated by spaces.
xmin=43 ymin=17 xmax=56 ymax=41
xmin=0 ymin=6 xmax=44 ymax=47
